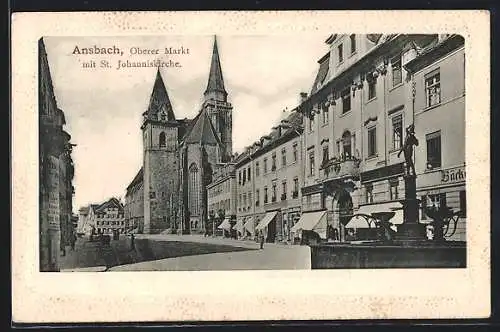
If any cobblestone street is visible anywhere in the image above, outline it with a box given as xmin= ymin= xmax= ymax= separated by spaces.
xmin=60 ymin=234 xmax=311 ymax=271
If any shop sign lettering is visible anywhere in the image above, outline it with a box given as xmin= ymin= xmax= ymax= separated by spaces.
xmin=441 ymin=166 xmax=466 ymax=184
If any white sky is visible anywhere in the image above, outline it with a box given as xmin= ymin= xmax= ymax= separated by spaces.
xmin=44 ymin=35 xmax=327 ymax=211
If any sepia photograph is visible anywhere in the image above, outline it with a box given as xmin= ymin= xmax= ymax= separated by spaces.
xmin=12 ymin=11 xmax=490 ymax=322
xmin=39 ymin=33 xmax=467 ymax=272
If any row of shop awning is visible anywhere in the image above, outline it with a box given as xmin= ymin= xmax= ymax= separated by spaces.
xmin=290 ymin=211 xmax=327 ymax=239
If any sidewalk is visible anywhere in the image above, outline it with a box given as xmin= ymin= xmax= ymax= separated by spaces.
xmin=137 ymin=233 xmax=299 ymax=250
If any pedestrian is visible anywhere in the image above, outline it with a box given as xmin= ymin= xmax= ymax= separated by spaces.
xmin=71 ymin=233 xmax=76 ymax=251
xmin=130 ymin=233 xmax=136 ymax=252
xmin=259 ymin=230 xmax=264 ymax=249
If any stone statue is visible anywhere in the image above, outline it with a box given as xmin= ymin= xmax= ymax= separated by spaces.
xmin=398 ymin=124 xmax=419 ymax=176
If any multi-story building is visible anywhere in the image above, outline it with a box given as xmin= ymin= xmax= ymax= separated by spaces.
xmin=77 ymin=206 xmax=90 ymax=235
xmin=124 ymin=167 xmax=145 ymax=233
xmin=235 ymin=110 xmax=304 ymax=243
xmin=405 ymin=34 xmax=466 ymax=241
xmin=207 ymin=162 xmax=237 ymax=235
xmin=39 ymin=37 xmax=76 ymax=271
xmin=296 ymin=34 xmax=465 ymax=242
xmin=91 ymin=198 xmax=126 ymax=235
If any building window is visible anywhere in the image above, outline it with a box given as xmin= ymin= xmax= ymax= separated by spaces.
xmin=421 ymin=193 xmax=447 ymax=220
xmin=247 ymin=167 xmax=251 ymax=181
xmin=248 ymin=192 xmax=252 ymax=209
xmin=459 ymin=190 xmax=467 ymax=217
xmin=256 ymin=189 xmax=260 ymax=206
xmin=392 ymin=115 xmax=403 ymax=150
xmin=239 ymin=193 xmax=242 ymax=209
xmin=309 ymin=115 xmax=315 ymax=132
xmin=293 ymin=178 xmax=299 ymax=198
xmin=255 ymin=162 xmax=260 ymax=177
xmin=189 ymin=163 xmax=199 ymax=215
xmin=365 ymin=183 xmax=374 ymax=203
xmin=159 ymin=132 xmax=166 ymax=147
xmin=238 ymin=171 xmax=241 ymax=185
xmin=426 ymin=131 xmax=441 ymax=169
xmin=338 ymin=43 xmax=344 ymax=63
xmin=293 ymin=143 xmax=298 ymax=162
xmin=367 ymin=126 xmax=377 ymax=157
xmin=350 ymin=34 xmax=356 ymax=54
xmin=341 ymin=88 xmax=351 ymax=113
xmin=391 ymin=55 xmax=402 ymax=87
xmin=322 ymin=145 xmax=329 ymax=167
xmin=342 ymin=131 xmax=352 ymax=157
xmin=272 ymin=181 xmax=277 ymax=202
xmin=321 ymin=104 xmax=329 ymax=125
xmin=309 ymin=151 xmax=315 ymax=176
xmin=271 ymin=153 xmax=277 ymax=171
xmin=389 ymin=178 xmax=399 ymax=200
xmin=425 ymin=70 xmax=441 ymax=107
xmin=242 ymin=168 xmax=246 ymax=185
xmin=281 ymin=181 xmax=287 ymax=200
xmin=367 ymin=74 xmax=377 ymax=100
xmin=263 ymin=158 xmax=268 ymax=173
xmin=281 ymin=148 xmax=287 ymax=167
xmin=264 ymin=187 xmax=268 ymax=203
xmin=243 ymin=193 xmax=247 ymax=210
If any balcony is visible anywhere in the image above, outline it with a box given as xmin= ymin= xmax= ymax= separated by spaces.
xmin=321 ymin=156 xmax=361 ymax=182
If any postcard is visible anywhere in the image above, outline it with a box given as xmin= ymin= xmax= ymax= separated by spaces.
xmin=11 ymin=10 xmax=490 ymax=323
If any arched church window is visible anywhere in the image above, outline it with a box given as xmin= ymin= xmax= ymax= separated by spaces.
xmin=342 ymin=131 xmax=352 ymax=158
xmin=189 ymin=163 xmax=199 ymax=216
xmin=159 ymin=132 xmax=166 ymax=147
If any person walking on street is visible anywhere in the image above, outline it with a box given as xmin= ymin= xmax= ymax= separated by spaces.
xmin=259 ymin=230 xmax=265 ymax=249
xmin=130 ymin=233 xmax=136 ymax=252
xmin=71 ymin=233 xmax=77 ymax=251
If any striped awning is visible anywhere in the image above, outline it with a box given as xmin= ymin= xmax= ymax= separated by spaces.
xmin=217 ymin=218 xmax=232 ymax=230
xmin=347 ymin=202 xmax=403 ymax=229
xmin=234 ymin=218 xmax=245 ymax=234
xmin=243 ymin=217 xmax=255 ymax=234
xmin=255 ymin=211 xmax=278 ymax=231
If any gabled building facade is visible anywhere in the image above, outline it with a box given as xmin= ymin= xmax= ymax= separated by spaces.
xmin=39 ymin=37 xmax=76 ymax=271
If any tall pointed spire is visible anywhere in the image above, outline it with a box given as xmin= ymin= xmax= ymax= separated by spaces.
xmin=204 ymin=36 xmax=227 ymax=101
xmin=145 ymin=68 xmax=176 ymax=121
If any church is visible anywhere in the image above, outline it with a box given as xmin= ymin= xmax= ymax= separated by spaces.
xmin=124 ymin=36 xmax=233 ymax=234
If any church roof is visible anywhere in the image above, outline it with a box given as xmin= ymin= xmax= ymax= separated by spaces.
xmin=204 ymin=36 xmax=227 ymax=96
xmin=126 ymin=167 xmax=144 ymax=191
xmin=183 ymin=110 xmax=223 ymax=146
xmin=145 ymin=69 xmax=176 ymax=121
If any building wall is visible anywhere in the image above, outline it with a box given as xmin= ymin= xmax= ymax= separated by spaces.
xmin=39 ymin=38 xmax=75 ymax=272
xmin=413 ymin=44 xmax=466 ymax=241
xmin=125 ymin=182 xmax=144 ymax=233
xmin=95 ymin=206 xmax=126 ymax=234
xmin=143 ymin=124 xmax=179 ymax=234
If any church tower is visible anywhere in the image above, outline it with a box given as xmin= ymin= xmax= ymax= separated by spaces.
xmin=141 ymin=68 xmax=180 ymax=234
xmin=202 ymin=36 xmax=233 ymax=161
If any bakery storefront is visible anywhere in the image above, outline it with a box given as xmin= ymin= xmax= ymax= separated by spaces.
xmin=416 ymin=164 xmax=466 ymax=241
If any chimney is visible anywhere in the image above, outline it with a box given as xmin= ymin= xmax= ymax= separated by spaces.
xmin=299 ymin=92 xmax=308 ymax=104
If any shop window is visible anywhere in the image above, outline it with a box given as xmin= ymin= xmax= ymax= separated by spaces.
xmin=389 ymin=179 xmax=399 ymax=200
xmin=459 ymin=190 xmax=467 ymax=217
xmin=425 ymin=70 xmax=441 ymax=107
xmin=426 ymin=131 xmax=442 ymax=169
xmin=421 ymin=193 xmax=447 ymax=220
